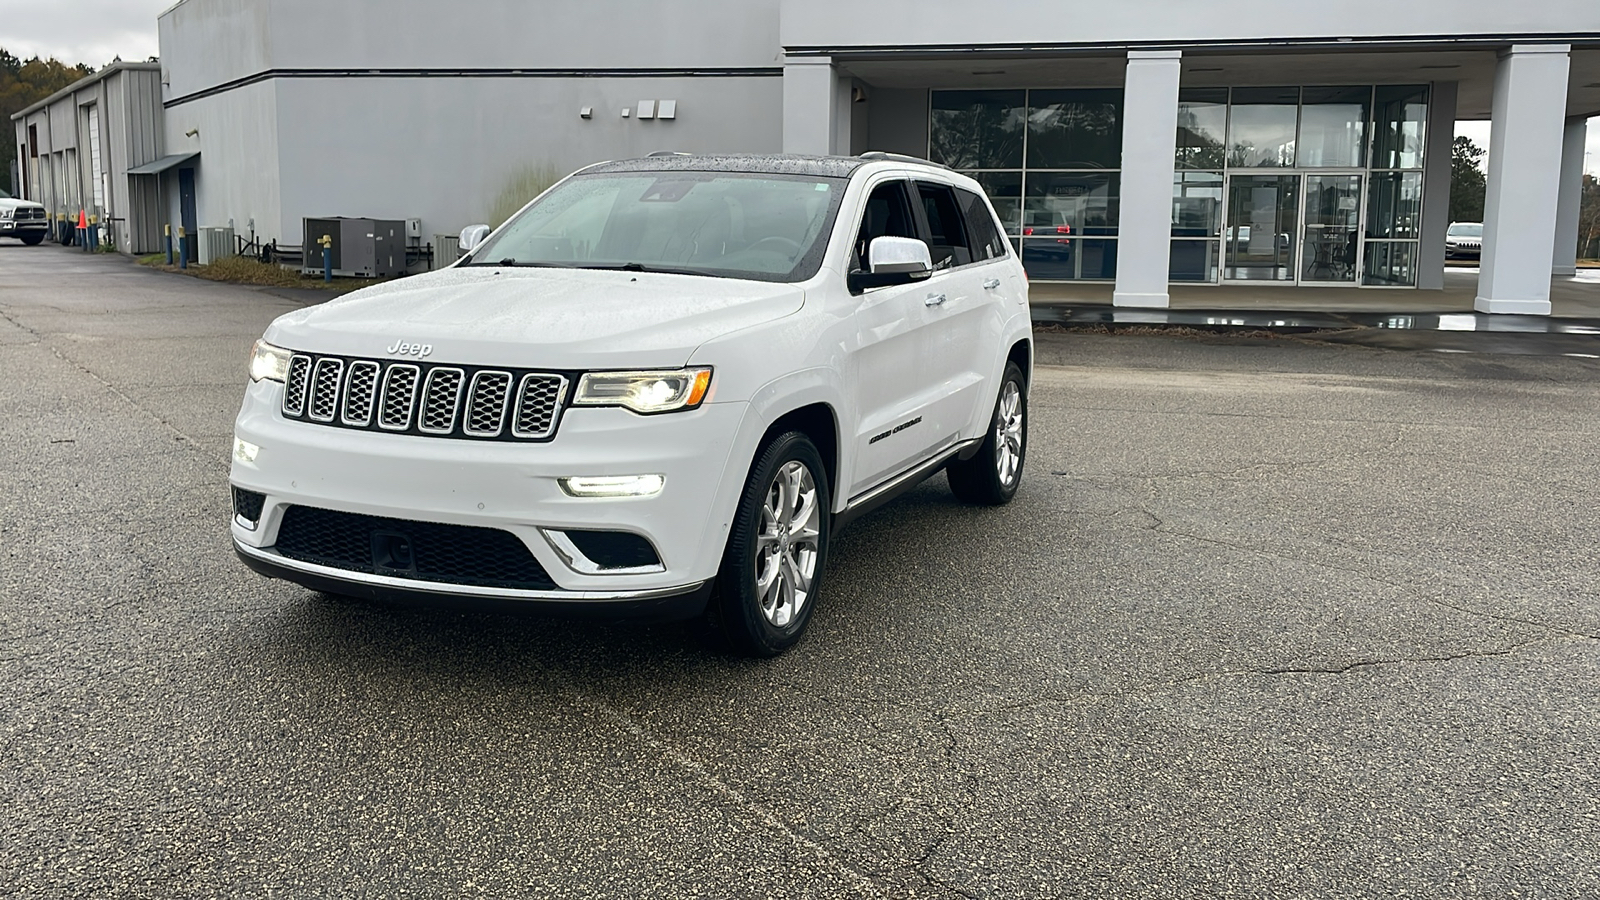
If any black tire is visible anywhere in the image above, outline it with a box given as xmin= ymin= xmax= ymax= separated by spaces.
xmin=20 ymin=234 xmax=44 ymax=246
xmin=947 ymin=361 xmax=1027 ymax=506
xmin=708 ymin=431 xmax=831 ymax=657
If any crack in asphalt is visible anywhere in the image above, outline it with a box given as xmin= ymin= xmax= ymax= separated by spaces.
xmin=1168 ymin=637 xmax=1555 ymax=683
xmin=552 ymin=680 xmax=890 ymax=899
xmin=0 ymin=305 xmax=220 ymax=474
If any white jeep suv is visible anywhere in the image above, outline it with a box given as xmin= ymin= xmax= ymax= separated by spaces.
xmin=231 ymin=153 xmax=1031 ymax=655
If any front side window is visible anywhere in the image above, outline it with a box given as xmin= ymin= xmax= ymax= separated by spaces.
xmin=852 ymin=180 xmax=919 ymax=272
xmin=468 ymin=171 xmax=846 ymax=283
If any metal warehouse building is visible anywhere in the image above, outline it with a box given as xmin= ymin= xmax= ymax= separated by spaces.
xmin=15 ymin=0 xmax=1600 ymax=315
xmin=12 ymin=61 xmax=168 ymax=254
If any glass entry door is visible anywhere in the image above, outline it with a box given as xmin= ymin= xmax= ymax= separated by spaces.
xmin=1223 ymin=175 xmax=1299 ymax=281
xmin=1300 ymin=175 xmax=1362 ymax=284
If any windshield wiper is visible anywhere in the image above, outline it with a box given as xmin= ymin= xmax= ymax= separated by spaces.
xmin=461 ymin=258 xmax=568 ymax=268
xmin=573 ymin=262 xmax=705 ymax=277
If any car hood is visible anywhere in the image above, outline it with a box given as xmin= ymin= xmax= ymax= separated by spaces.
xmin=0 ymin=198 xmax=44 ymax=211
xmin=265 ymin=265 xmax=806 ymax=369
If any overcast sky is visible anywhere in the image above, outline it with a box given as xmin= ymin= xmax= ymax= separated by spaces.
xmin=0 ymin=0 xmax=166 ymax=67
xmin=0 ymin=0 xmax=1593 ymax=175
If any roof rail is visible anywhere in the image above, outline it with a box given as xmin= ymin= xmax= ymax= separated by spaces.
xmin=647 ymin=150 xmax=693 ymax=158
xmin=858 ymin=151 xmax=949 ymax=169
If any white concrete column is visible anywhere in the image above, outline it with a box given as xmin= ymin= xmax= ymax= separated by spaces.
xmin=1113 ymin=50 xmax=1181 ymax=309
xmin=1553 ymin=117 xmax=1589 ymax=276
xmin=783 ymin=56 xmax=838 ymax=156
xmin=1476 ymin=44 xmax=1571 ymax=315
xmin=1417 ymin=81 xmax=1458 ymax=291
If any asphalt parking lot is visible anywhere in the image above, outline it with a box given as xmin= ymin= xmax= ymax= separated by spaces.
xmin=3 ymin=245 xmax=1599 ymax=898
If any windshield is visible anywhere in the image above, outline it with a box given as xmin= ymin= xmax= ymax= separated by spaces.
xmin=1448 ymin=223 xmax=1483 ymax=237
xmin=465 ymin=171 xmax=847 ymax=283
xmin=0 ymin=188 xmax=11 ymax=199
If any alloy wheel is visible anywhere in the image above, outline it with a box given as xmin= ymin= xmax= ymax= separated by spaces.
xmin=754 ymin=460 xmax=821 ymax=628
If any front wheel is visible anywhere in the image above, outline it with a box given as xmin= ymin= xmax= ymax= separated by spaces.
xmin=709 ymin=431 xmax=830 ymax=657
xmin=947 ymin=361 xmax=1027 ymax=505
xmin=20 ymin=234 xmax=44 ymax=246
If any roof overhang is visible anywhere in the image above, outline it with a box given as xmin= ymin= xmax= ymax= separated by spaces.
xmin=127 ymin=151 xmax=199 ymax=175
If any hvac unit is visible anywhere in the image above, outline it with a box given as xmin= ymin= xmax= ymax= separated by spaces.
xmin=434 ymin=233 xmax=462 ymax=269
xmin=196 ymin=226 xmax=235 ymax=265
xmin=302 ymin=217 xmax=407 ymax=278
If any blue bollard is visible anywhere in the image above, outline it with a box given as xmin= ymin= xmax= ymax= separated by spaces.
xmin=165 ymin=225 xmax=174 ymax=265
xmin=323 ymin=243 xmax=332 ymax=283
xmin=178 ymin=228 xmax=188 ymax=269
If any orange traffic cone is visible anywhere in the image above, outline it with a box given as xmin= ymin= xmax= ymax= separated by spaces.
xmin=77 ymin=209 xmax=87 ymax=229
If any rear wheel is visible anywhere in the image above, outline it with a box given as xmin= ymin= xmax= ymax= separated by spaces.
xmin=708 ymin=431 xmax=830 ymax=657
xmin=947 ymin=361 xmax=1026 ymax=505
xmin=20 ymin=234 xmax=43 ymax=246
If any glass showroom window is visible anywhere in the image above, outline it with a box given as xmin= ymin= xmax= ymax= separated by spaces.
xmin=1364 ymin=85 xmax=1428 ymax=285
xmin=1172 ymin=89 xmax=1227 ymax=281
xmin=931 ymin=88 xmax=1123 ymax=281
xmin=1227 ymin=87 xmax=1299 ymax=168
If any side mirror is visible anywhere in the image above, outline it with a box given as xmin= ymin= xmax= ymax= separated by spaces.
xmin=850 ymin=236 xmax=933 ymax=293
xmin=459 ymin=223 xmax=491 ymax=254
xmin=869 ymin=236 xmax=933 ymax=275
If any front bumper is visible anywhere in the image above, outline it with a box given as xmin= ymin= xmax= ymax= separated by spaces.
xmin=234 ymin=541 xmax=713 ymax=619
xmin=0 ymin=220 xmax=47 ymax=234
xmin=231 ymin=378 xmax=751 ymax=607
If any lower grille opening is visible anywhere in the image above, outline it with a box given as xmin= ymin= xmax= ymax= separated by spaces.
xmin=565 ymin=530 xmax=662 ymax=570
xmin=232 ymin=487 xmax=266 ymax=525
xmin=273 ymin=505 xmax=557 ymax=591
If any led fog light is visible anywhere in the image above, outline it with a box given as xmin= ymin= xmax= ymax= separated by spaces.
xmin=558 ymin=474 xmax=665 ymax=498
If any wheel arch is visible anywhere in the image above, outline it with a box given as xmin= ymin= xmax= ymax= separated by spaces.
xmin=1006 ymin=337 xmax=1032 ymax=384
xmin=759 ymin=402 xmax=840 ymax=504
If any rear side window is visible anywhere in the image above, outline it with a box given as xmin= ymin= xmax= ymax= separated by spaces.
xmin=853 ymin=180 xmax=918 ymax=272
xmin=956 ymin=187 xmax=1008 ymax=262
xmin=916 ymin=182 xmax=972 ymax=269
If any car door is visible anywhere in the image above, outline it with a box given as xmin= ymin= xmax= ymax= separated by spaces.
xmin=911 ymin=179 xmax=1008 ymax=447
xmin=848 ymin=177 xmax=947 ymax=498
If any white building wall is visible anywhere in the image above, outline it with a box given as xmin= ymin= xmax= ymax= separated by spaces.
xmin=780 ymin=0 xmax=1600 ymax=49
xmin=271 ymin=75 xmax=782 ymax=245
xmin=162 ymin=79 xmax=281 ymax=242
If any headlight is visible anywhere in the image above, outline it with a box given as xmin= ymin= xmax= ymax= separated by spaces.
xmin=248 ymin=339 xmax=292 ymax=383
xmin=0 ymin=209 xmax=12 ymax=220
xmin=573 ymin=368 xmax=712 ymax=414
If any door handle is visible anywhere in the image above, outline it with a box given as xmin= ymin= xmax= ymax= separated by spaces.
xmin=982 ymin=278 xmax=1002 ymax=290
xmin=924 ymin=293 xmax=947 ymax=307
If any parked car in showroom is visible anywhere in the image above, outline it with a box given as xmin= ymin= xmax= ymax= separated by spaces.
xmin=1445 ymin=222 xmax=1483 ymax=260
xmin=230 ymin=153 xmax=1032 ymax=656
xmin=0 ymin=189 xmax=49 ymax=245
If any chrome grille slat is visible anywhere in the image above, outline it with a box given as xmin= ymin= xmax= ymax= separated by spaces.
xmin=512 ymin=374 xmax=567 ymax=439
xmin=418 ymin=367 xmax=465 ymax=434
xmin=282 ymin=355 xmax=312 ymax=416
xmin=379 ymin=364 xmax=421 ymax=431
xmin=341 ymin=361 xmax=381 ymax=426
xmin=308 ymin=358 xmax=344 ymax=422
xmin=464 ymin=371 xmax=513 ymax=437
xmin=280 ymin=353 xmax=565 ymax=441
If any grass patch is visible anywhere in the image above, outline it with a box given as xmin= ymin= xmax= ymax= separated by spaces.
xmin=137 ymin=254 xmax=355 ymax=290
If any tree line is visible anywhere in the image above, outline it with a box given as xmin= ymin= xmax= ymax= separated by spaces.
xmin=1453 ymin=132 xmax=1600 ymax=260
xmin=2 ymin=49 xmax=94 ymax=193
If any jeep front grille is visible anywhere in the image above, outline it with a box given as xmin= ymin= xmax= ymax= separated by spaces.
xmin=280 ymin=352 xmax=569 ymax=442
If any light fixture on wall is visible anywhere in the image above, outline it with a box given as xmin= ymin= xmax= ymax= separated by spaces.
xmin=184 ymin=128 xmax=199 ymax=138
xmin=851 ymin=86 xmax=868 ymax=103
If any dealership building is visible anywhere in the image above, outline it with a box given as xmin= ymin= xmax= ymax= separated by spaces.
xmin=13 ymin=0 xmax=1600 ymax=314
